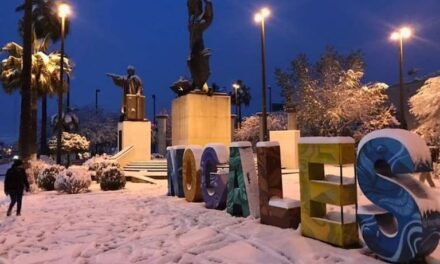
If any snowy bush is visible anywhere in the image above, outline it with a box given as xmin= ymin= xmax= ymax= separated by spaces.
xmin=26 ymin=160 xmax=49 ymax=192
xmin=55 ymin=166 xmax=92 ymax=194
xmin=100 ymin=166 xmax=126 ymax=191
xmin=38 ymin=165 xmax=65 ymax=191
xmin=84 ymin=155 xmax=119 ymax=182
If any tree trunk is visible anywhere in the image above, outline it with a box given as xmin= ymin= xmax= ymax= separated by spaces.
xmin=40 ymin=93 xmax=48 ymax=155
xmin=30 ymin=74 xmax=39 ymax=159
xmin=19 ymin=0 xmax=36 ymax=162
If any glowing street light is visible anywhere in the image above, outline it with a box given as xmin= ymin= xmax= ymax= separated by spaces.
xmin=254 ymin=7 xmax=271 ymax=141
xmin=232 ymin=83 xmax=240 ymax=127
xmin=56 ymin=2 xmax=71 ymax=164
xmin=390 ymin=26 xmax=412 ymax=129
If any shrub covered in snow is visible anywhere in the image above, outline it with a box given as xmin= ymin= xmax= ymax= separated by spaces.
xmin=100 ymin=166 xmax=126 ymax=191
xmin=55 ymin=166 xmax=92 ymax=194
xmin=84 ymin=155 xmax=120 ymax=182
xmin=38 ymin=165 xmax=65 ymax=191
xmin=26 ymin=160 xmax=49 ymax=193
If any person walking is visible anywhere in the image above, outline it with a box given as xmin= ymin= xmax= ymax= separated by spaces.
xmin=4 ymin=158 xmax=30 ymax=216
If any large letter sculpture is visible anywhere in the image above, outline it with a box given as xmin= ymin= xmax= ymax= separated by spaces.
xmin=227 ymin=142 xmax=260 ymax=218
xmin=183 ymin=146 xmax=204 ymax=202
xmin=167 ymin=146 xmax=186 ymax=198
xmin=357 ymin=129 xmax=440 ymax=262
xmin=299 ymin=137 xmax=358 ymax=247
xmin=257 ymin=142 xmax=300 ymax=228
xmin=201 ymin=144 xmax=229 ymax=209
xmin=166 ymin=147 xmax=174 ymax=196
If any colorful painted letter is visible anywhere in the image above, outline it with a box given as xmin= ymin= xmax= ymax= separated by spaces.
xmin=167 ymin=146 xmax=186 ymax=198
xmin=257 ymin=142 xmax=300 ymax=229
xmin=357 ymin=129 xmax=440 ymax=262
xmin=227 ymin=142 xmax=260 ymax=218
xmin=298 ymin=137 xmax=358 ymax=247
xmin=182 ymin=146 xmax=204 ymax=202
xmin=200 ymin=144 xmax=229 ymax=210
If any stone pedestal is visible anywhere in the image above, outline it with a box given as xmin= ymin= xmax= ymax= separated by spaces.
xmin=156 ymin=114 xmax=168 ymax=156
xmin=172 ymin=93 xmax=231 ymax=146
xmin=270 ymin=130 xmax=300 ymax=169
xmin=286 ymin=106 xmax=298 ymax=130
xmin=116 ymin=121 xmax=151 ymax=164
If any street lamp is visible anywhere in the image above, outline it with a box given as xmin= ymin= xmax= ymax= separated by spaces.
xmin=254 ymin=7 xmax=270 ymax=141
xmin=56 ymin=2 xmax=71 ymax=164
xmin=232 ymin=83 xmax=240 ymax=128
xmin=390 ymin=26 xmax=412 ymax=130
xmin=95 ymin=89 xmax=101 ymax=114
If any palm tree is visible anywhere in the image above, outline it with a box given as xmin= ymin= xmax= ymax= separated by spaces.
xmin=1 ymin=40 xmax=72 ymax=157
xmin=229 ymin=80 xmax=252 ymax=126
xmin=18 ymin=0 xmax=33 ymax=161
xmin=16 ymin=0 xmax=71 ymax=155
xmin=16 ymin=0 xmax=70 ymax=41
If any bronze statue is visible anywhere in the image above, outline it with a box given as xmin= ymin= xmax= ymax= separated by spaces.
xmin=107 ymin=66 xmax=145 ymax=121
xmin=188 ymin=0 xmax=213 ymax=91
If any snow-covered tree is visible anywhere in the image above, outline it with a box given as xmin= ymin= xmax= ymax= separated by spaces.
xmin=234 ymin=112 xmax=287 ymax=146
xmin=76 ymin=106 xmax=118 ymax=154
xmin=410 ymin=76 xmax=440 ymax=145
xmin=275 ymin=47 xmax=398 ymax=141
xmin=48 ymin=132 xmax=90 ymax=154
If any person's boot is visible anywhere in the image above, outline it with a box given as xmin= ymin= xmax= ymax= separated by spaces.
xmin=6 ymin=210 xmax=11 ymax=217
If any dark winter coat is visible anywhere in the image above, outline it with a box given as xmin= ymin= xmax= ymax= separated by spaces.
xmin=4 ymin=163 xmax=29 ymax=193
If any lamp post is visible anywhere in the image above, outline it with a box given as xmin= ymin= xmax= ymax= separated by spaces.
xmin=56 ymin=3 xmax=71 ymax=164
xmin=255 ymin=7 xmax=271 ymax=141
xmin=152 ymin=94 xmax=156 ymax=124
xmin=390 ymin=26 xmax=412 ymax=130
xmin=233 ymin=83 xmax=240 ymax=128
xmin=268 ymin=86 xmax=272 ymax=112
xmin=95 ymin=89 xmax=100 ymax=114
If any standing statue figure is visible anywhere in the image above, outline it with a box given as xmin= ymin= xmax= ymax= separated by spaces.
xmin=187 ymin=0 xmax=213 ymax=91
xmin=107 ymin=66 xmax=145 ymax=121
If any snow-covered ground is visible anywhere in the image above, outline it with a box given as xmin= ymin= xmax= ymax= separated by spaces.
xmin=1 ymin=166 xmax=440 ymax=263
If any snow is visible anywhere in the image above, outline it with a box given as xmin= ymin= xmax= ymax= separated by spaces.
xmin=204 ymin=144 xmax=229 ymax=164
xmin=299 ymin=137 xmax=355 ymax=144
xmin=357 ymin=129 xmax=432 ymax=164
xmin=230 ymin=142 xmax=252 ymax=148
xmin=269 ymin=197 xmax=300 ymax=209
xmin=256 ymin=141 xmax=279 ymax=148
xmin=2 ymin=165 xmax=440 ymax=263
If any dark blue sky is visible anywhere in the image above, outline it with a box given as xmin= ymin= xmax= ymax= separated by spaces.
xmin=1 ymin=0 xmax=440 ymax=143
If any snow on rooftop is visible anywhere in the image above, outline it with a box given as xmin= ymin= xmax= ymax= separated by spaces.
xmin=299 ymin=137 xmax=355 ymax=144
xmin=357 ymin=129 xmax=431 ymax=164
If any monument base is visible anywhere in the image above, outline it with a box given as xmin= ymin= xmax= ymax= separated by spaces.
xmin=115 ymin=121 xmax=151 ymax=166
xmin=172 ymin=93 xmax=231 ymax=146
xmin=270 ymin=130 xmax=300 ymax=169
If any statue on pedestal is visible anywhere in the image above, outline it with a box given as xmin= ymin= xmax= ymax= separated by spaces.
xmin=107 ymin=66 xmax=145 ymax=121
xmin=171 ymin=0 xmax=214 ymax=96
